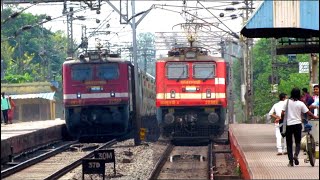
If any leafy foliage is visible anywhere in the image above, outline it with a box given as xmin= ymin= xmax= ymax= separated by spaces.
xmin=1 ymin=7 xmax=68 ymax=83
xmin=231 ymin=38 xmax=314 ymax=122
xmin=4 ymin=73 xmax=34 ymax=83
xmin=247 ymin=38 xmax=311 ymax=118
xmin=279 ymin=73 xmax=310 ymax=95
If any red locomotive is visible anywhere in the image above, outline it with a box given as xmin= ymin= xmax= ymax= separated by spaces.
xmin=62 ymin=50 xmax=155 ymax=139
xmin=156 ymin=46 xmax=228 ymax=141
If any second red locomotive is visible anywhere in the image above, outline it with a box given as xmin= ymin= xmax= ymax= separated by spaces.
xmin=156 ymin=47 xmax=228 ymax=141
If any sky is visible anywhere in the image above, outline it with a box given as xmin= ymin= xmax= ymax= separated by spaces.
xmin=6 ymin=0 xmax=261 ymax=57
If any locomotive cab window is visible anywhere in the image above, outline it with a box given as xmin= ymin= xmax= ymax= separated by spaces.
xmin=193 ymin=63 xmax=215 ymax=79
xmin=97 ymin=64 xmax=119 ymax=80
xmin=71 ymin=65 xmax=93 ymax=81
xmin=166 ymin=63 xmax=188 ymax=80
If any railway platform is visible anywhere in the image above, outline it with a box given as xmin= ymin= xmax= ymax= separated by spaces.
xmin=229 ymin=123 xmax=319 ymax=180
xmin=1 ymin=119 xmax=66 ymax=164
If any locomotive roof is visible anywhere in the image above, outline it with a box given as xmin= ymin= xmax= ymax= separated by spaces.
xmin=157 ymin=46 xmax=226 ymax=62
xmin=157 ymin=55 xmax=225 ymax=62
xmin=63 ymin=57 xmax=132 ymax=65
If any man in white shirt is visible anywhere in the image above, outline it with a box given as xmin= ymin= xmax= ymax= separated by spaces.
xmin=281 ymin=88 xmax=318 ymax=167
xmin=269 ymin=93 xmax=287 ymax=155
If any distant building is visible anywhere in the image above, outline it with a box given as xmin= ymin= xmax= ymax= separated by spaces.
xmin=1 ymin=82 xmax=60 ymax=122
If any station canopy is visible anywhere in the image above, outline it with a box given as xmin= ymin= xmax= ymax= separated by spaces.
xmin=240 ymin=0 xmax=319 ymax=38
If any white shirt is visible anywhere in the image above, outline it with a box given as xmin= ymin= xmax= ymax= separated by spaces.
xmin=269 ymin=100 xmax=286 ymax=126
xmin=282 ymin=99 xmax=309 ymax=126
xmin=312 ymin=95 xmax=319 ymax=116
xmin=313 ymin=95 xmax=319 ymax=103
xmin=269 ymin=100 xmax=286 ymax=117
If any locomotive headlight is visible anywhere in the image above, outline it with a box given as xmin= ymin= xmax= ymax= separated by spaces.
xmin=208 ymin=112 xmax=219 ymax=124
xmin=170 ymin=90 xmax=175 ymax=98
xmin=110 ymin=91 xmax=115 ymax=97
xmin=77 ymin=92 xmax=81 ymax=99
xmin=206 ymin=89 xmax=211 ymax=98
xmin=164 ymin=113 xmax=175 ymax=124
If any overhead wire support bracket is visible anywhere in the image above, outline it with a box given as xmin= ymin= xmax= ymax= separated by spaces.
xmin=181 ymin=10 xmax=239 ymax=40
xmin=83 ymin=0 xmax=101 ymax=10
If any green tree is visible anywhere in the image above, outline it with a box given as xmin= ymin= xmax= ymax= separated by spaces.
xmin=1 ymin=38 xmax=36 ymax=83
xmin=137 ymin=32 xmax=156 ymax=76
xmin=1 ymin=7 xmax=68 ymax=83
xmin=232 ymin=38 xmax=312 ymax=122
xmin=250 ymin=39 xmax=310 ymax=118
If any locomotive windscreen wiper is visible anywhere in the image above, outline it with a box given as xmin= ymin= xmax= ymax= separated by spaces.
xmin=203 ymin=71 xmax=213 ymax=82
xmin=176 ymin=69 xmax=185 ymax=82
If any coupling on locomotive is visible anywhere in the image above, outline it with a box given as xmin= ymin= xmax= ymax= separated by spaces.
xmin=62 ymin=50 xmax=155 ymax=138
xmin=155 ymin=46 xmax=228 ymax=140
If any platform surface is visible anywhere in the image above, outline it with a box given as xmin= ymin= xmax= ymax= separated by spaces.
xmin=229 ymin=123 xmax=319 ymax=179
xmin=1 ymin=120 xmax=66 ymax=163
xmin=1 ymin=119 xmax=65 ymax=140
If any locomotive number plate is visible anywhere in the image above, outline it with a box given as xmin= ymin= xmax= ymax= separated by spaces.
xmin=90 ymin=86 xmax=102 ymax=91
xmin=204 ymin=100 xmax=219 ymax=105
xmin=204 ymin=108 xmax=215 ymax=112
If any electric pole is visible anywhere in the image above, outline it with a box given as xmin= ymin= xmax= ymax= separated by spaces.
xmin=130 ymin=0 xmax=142 ymax=146
xmin=226 ymin=40 xmax=235 ymax=124
xmin=106 ymin=0 xmax=152 ymax=146
xmin=271 ymin=38 xmax=278 ymax=94
xmin=241 ymin=0 xmax=254 ymax=123
xmin=66 ymin=6 xmax=74 ymax=58
xmin=143 ymin=51 xmax=147 ymax=72
xmin=310 ymin=53 xmax=319 ymax=87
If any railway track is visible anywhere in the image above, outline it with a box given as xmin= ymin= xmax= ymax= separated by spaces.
xmin=1 ymin=139 xmax=117 ymax=180
xmin=149 ymin=142 xmax=213 ymax=180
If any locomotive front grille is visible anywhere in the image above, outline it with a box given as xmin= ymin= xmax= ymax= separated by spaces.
xmin=165 ymin=125 xmax=222 ymax=138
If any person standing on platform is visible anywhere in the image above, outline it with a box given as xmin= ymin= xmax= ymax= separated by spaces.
xmin=1 ymin=92 xmax=11 ymax=125
xmin=309 ymin=84 xmax=319 ymax=116
xmin=301 ymin=88 xmax=314 ymax=107
xmin=268 ymin=93 xmax=287 ymax=155
xmin=282 ymin=88 xmax=318 ymax=167
xmin=8 ymin=96 xmax=16 ymax=124
xmin=301 ymin=87 xmax=314 ymax=131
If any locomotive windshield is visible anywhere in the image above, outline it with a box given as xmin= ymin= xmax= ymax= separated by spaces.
xmin=71 ymin=64 xmax=93 ymax=81
xmin=193 ymin=63 xmax=215 ymax=79
xmin=166 ymin=63 xmax=188 ymax=80
xmin=97 ymin=64 xmax=119 ymax=80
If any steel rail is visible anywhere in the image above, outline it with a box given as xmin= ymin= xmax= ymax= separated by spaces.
xmin=1 ymin=141 xmax=78 ymax=179
xmin=208 ymin=141 xmax=214 ymax=180
xmin=44 ymin=139 xmax=117 ymax=180
xmin=147 ymin=143 xmax=174 ymax=180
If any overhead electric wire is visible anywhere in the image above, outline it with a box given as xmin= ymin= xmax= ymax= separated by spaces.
xmin=153 ymin=4 xmax=239 ymax=39
xmin=2 ymin=3 xmax=37 ymax=25
xmin=102 ymin=21 xmax=128 ymax=41
xmin=87 ymin=12 xmax=113 ymax=39
xmin=10 ymin=4 xmax=91 ymax=38
xmin=197 ymin=0 xmax=238 ymax=38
